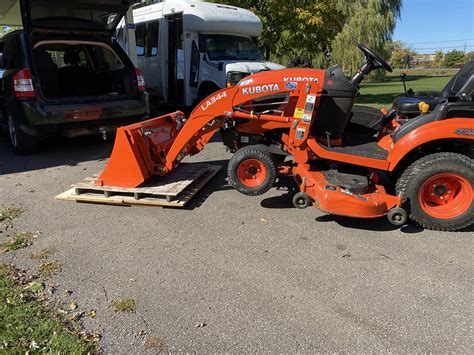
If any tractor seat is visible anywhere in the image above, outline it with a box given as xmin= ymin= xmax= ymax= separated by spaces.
xmin=392 ymin=100 xmax=474 ymax=143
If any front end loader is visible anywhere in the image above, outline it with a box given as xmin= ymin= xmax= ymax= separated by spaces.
xmin=97 ymin=44 xmax=474 ymax=231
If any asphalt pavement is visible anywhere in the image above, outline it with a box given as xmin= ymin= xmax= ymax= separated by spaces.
xmin=0 ymin=134 xmax=472 ymax=353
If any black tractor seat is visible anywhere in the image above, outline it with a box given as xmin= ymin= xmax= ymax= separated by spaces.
xmin=392 ymin=100 xmax=474 ymax=143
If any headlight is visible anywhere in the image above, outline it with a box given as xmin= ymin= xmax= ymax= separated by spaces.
xmin=227 ymin=72 xmax=249 ymax=87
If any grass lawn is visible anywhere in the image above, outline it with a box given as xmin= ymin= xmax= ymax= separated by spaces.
xmin=358 ymin=69 xmax=458 ymax=109
xmin=0 ymin=264 xmax=94 ymax=353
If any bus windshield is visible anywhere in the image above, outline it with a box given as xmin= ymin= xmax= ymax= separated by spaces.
xmin=205 ymin=35 xmax=265 ymax=61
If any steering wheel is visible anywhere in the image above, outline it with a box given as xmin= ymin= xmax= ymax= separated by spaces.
xmin=358 ymin=44 xmax=393 ymax=73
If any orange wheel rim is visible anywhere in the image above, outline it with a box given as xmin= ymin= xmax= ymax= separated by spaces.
xmin=236 ymin=159 xmax=267 ymax=188
xmin=418 ymin=173 xmax=473 ymax=220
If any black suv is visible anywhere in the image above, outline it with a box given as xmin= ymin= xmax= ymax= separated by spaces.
xmin=0 ymin=0 xmax=149 ymax=154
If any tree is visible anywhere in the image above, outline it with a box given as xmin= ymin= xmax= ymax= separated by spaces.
xmin=210 ymin=0 xmax=344 ymax=61
xmin=433 ymin=50 xmax=444 ymax=68
xmin=444 ymin=50 xmax=467 ymax=67
xmin=330 ymin=0 xmax=402 ymax=77
xmin=213 ymin=0 xmax=402 ymax=71
xmin=464 ymin=51 xmax=474 ymax=62
xmin=389 ymin=41 xmax=417 ymax=69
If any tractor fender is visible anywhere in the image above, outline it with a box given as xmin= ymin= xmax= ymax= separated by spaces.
xmin=388 ymin=118 xmax=474 ymax=171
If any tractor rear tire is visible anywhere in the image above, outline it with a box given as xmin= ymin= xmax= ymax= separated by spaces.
xmin=228 ymin=145 xmax=277 ymax=196
xmin=396 ymin=152 xmax=474 ymax=231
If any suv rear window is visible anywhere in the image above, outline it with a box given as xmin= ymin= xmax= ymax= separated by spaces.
xmin=35 ymin=42 xmax=124 ymax=72
xmin=33 ymin=41 xmax=130 ymax=98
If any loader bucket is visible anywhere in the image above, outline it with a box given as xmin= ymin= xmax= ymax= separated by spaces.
xmin=95 ymin=112 xmax=186 ymax=188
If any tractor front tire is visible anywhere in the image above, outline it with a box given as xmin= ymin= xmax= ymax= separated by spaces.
xmin=396 ymin=152 xmax=474 ymax=231
xmin=228 ymin=145 xmax=277 ymax=196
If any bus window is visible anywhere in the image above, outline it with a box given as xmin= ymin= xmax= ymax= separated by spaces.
xmin=190 ymin=41 xmax=200 ymax=87
xmin=135 ymin=23 xmax=146 ymax=56
xmin=146 ymin=21 xmax=159 ymax=57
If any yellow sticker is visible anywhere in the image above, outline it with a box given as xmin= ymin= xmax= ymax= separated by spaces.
xmin=294 ymin=108 xmax=304 ymax=119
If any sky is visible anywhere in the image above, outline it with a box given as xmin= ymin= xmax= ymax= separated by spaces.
xmin=393 ymin=0 xmax=474 ymax=54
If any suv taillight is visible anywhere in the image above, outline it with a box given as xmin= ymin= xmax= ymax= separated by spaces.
xmin=13 ymin=69 xmax=36 ymax=98
xmin=135 ymin=68 xmax=146 ymax=92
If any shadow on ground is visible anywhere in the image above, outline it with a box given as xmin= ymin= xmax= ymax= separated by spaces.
xmin=184 ymin=159 xmax=234 ymax=210
xmin=0 ymin=135 xmax=112 ymax=175
xmin=259 ymin=178 xmax=474 ymax=233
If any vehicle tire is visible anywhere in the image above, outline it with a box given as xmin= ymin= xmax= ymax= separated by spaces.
xmin=293 ymin=192 xmax=313 ymax=209
xmin=396 ymin=152 xmax=474 ymax=231
xmin=228 ymin=145 xmax=277 ymax=196
xmin=7 ymin=114 xmax=38 ymax=155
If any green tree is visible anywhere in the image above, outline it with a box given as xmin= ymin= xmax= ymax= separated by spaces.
xmin=444 ymin=49 xmax=467 ymax=67
xmin=389 ymin=41 xmax=417 ymax=69
xmin=330 ymin=0 xmax=402 ymax=77
xmin=464 ymin=51 xmax=474 ymax=62
xmin=433 ymin=50 xmax=444 ymax=68
xmin=210 ymin=0 xmax=344 ymax=61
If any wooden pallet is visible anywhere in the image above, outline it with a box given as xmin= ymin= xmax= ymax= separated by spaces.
xmin=56 ymin=163 xmax=221 ymax=208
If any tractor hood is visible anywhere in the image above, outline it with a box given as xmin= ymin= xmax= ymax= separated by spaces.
xmin=236 ymin=68 xmax=326 ymax=88
xmin=225 ymin=61 xmax=286 ymax=75
xmin=20 ymin=0 xmax=131 ymax=34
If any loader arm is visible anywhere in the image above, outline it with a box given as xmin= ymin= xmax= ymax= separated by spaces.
xmin=96 ymin=79 xmax=317 ymax=188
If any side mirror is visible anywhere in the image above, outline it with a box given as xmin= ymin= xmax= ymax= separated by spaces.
xmin=0 ymin=53 xmax=4 ymax=68
xmin=218 ymin=62 xmax=224 ymax=71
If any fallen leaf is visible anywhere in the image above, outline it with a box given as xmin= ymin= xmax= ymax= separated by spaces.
xmin=68 ymin=301 xmax=78 ymax=310
xmin=195 ymin=323 xmax=207 ymax=328
xmin=88 ymin=310 xmax=97 ymax=318
xmin=260 ymin=218 xmax=268 ymax=224
xmin=81 ymin=330 xmax=101 ymax=342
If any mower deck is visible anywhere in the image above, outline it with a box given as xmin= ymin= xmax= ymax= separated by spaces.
xmin=56 ymin=163 xmax=221 ymax=208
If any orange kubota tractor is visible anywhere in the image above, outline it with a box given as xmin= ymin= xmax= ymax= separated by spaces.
xmin=96 ymin=44 xmax=474 ymax=231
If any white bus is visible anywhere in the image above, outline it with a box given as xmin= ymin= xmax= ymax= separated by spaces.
xmin=118 ymin=0 xmax=284 ymax=107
